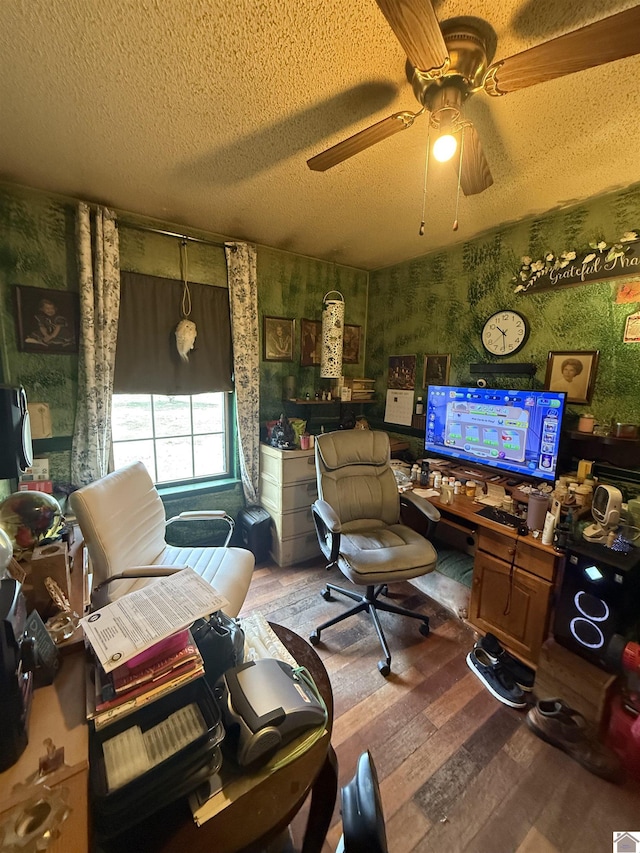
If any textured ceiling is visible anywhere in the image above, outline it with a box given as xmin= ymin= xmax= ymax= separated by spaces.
xmin=1 ymin=0 xmax=639 ymax=270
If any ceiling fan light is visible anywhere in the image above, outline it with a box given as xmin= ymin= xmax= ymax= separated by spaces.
xmin=433 ymin=133 xmax=457 ymax=162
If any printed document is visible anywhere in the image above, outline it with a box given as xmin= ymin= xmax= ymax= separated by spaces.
xmin=80 ymin=568 xmax=228 ymax=673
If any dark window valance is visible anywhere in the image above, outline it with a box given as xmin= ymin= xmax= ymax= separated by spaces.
xmin=114 ymin=271 xmax=233 ymax=395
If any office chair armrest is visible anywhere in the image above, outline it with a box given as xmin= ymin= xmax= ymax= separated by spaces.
xmin=92 ymin=566 xmax=183 ymax=595
xmin=401 ymin=492 xmax=441 ymax=525
xmin=165 ymin=510 xmax=234 ymax=547
xmin=312 ymin=500 xmax=341 ymax=533
xmin=312 ymin=500 xmax=341 ymax=564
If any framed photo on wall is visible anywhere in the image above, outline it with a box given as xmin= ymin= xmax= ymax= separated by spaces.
xmin=14 ymin=285 xmax=79 ymax=353
xmin=263 ymin=316 xmax=294 ymax=361
xmin=544 ymin=350 xmax=599 ymax=404
xmin=300 ymin=318 xmax=322 ymax=366
xmin=342 ymin=324 xmax=361 ymax=364
xmin=423 ymin=354 xmax=451 ymax=387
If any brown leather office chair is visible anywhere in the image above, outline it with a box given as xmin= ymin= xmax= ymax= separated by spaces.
xmin=310 ymin=430 xmax=440 ymax=676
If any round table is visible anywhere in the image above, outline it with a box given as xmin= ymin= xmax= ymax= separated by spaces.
xmin=101 ymin=623 xmax=337 ymax=853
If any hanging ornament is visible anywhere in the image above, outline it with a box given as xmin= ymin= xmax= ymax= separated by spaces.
xmin=175 ymin=240 xmax=197 ymax=362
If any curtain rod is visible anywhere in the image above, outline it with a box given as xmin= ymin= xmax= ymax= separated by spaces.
xmin=118 ymin=220 xmax=227 ymax=249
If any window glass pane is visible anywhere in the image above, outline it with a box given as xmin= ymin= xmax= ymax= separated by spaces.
xmin=156 ymin=437 xmax=194 ymax=483
xmin=112 ymin=440 xmax=157 ymax=482
xmin=192 ymin=393 xmax=224 ymax=434
xmin=112 ymin=395 xmax=153 ymax=441
xmin=194 ymin=434 xmax=225 ymax=477
xmin=153 ymin=395 xmax=191 ymax=437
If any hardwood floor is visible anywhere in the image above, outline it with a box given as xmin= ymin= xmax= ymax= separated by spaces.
xmin=241 ymin=557 xmax=640 ymax=853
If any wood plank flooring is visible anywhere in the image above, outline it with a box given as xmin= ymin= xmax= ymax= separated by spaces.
xmin=241 ymin=557 xmax=640 ymax=853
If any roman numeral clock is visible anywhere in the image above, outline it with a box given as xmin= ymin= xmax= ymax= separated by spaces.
xmin=481 ymin=310 xmax=529 ymax=357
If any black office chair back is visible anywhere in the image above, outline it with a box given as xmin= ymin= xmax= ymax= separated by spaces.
xmin=340 ymin=750 xmax=388 ymax=853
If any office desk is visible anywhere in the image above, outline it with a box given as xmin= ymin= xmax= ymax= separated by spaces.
xmin=102 ymin=623 xmax=337 ymax=853
xmin=403 ymin=490 xmax=564 ymax=667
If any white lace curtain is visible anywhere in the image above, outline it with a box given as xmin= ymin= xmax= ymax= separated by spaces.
xmin=71 ymin=203 xmax=120 ymax=486
xmin=225 ymin=242 xmax=260 ymax=504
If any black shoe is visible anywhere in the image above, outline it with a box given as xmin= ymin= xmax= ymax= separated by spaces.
xmin=476 ymin=633 xmax=535 ymax=692
xmin=466 ymin=647 xmax=527 ymax=709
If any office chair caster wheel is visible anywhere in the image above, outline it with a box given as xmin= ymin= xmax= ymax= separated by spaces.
xmin=321 ymin=588 xmax=333 ymax=601
xmin=419 ymin=622 xmax=430 ymax=637
xmin=381 ymin=585 xmax=389 ymax=596
xmin=309 ymin=631 xmax=321 ymax=646
xmin=377 ymin=660 xmax=391 ymax=677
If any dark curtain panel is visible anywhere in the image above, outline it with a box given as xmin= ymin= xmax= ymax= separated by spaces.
xmin=114 ymin=272 xmax=233 ymax=394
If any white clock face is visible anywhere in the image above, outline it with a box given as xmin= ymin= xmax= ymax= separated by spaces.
xmin=481 ymin=311 xmax=528 ymax=357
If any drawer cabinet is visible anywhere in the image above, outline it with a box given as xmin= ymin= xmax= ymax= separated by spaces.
xmin=259 ymin=443 xmax=320 ymax=566
xmin=470 ymin=527 xmax=561 ymax=668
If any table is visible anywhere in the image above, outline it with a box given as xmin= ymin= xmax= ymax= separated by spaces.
xmin=101 ymin=623 xmax=337 ymax=853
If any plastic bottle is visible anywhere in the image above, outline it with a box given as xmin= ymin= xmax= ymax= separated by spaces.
xmin=411 ymin=464 xmax=420 ymax=483
xmin=415 ymin=396 xmax=424 ymax=415
xmin=433 ymin=472 xmax=442 ymax=490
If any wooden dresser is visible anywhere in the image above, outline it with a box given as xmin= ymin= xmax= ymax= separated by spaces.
xmin=259 ymin=443 xmax=321 ymax=566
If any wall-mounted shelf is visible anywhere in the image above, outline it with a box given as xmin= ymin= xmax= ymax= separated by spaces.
xmin=563 ymin=431 xmax=640 ymax=469
xmin=470 ymin=363 xmax=537 ymax=376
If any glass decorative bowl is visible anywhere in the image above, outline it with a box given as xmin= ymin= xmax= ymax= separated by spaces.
xmin=0 ymin=491 xmax=64 ymax=554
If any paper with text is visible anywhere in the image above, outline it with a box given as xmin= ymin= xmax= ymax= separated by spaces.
xmin=80 ymin=568 xmax=228 ymax=673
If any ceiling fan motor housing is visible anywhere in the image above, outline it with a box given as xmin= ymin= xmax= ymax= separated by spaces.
xmin=410 ymin=24 xmax=489 ymax=128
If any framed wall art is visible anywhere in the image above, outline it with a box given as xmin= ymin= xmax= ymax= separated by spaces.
xmin=263 ymin=316 xmax=294 ymax=361
xmin=342 ymin=324 xmax=361 ymax=364
xmin=544 ymin=350 xmax=599 ymax=404
xmin=423 ymin=354 xmax=451 ymax=387
xmin=14 ymin=285 xmax=80 ymax=353
xmin=300 ymin=318 xmax=322 ymax=366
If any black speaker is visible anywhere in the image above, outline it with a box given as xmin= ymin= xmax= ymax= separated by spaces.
xmin=552 ymin=540 xmax=640 ymax=671
xmin=0 ymin=386 xmax=33 ymax=480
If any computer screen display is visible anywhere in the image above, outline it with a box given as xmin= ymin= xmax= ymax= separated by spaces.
xmin=425 ymin=385 xmax=566 ymax=483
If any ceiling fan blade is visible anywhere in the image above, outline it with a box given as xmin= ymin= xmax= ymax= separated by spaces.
xmin=484 ymin=6 xmax=640 ymax=95
xmin=451 ymin=124 xmax=493 ymax=196
xmin=307 ymin=111 xmax=419 ymax=171
xmin=375 ymin=0 xmax=448 ymax=73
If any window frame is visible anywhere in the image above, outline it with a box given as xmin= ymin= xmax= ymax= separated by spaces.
xmin=111 ymin=390 xmax=237 ymax=489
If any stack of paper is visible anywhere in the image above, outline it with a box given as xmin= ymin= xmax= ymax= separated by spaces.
xmin=81 ymin=568 xmax=229 ymax=729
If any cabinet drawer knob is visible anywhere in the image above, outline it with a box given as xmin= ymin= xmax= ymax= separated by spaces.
xmin=508 ymin=547 xmax=516 ymax=556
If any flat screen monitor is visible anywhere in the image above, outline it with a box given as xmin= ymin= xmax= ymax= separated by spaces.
xmin=425 ymin=385 xmax=566 ymax=483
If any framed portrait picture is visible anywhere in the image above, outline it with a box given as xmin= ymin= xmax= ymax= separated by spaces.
xmin=263 ymin=316 xmax=294 ymax=361
xmin=300 ymin=318 xmax=322 ymax=366
xmin=342 ymin=324 xmax=361 ymax=364
xmin=423 ymin=354 xmax=451 ymax=387
xmin=387 ymin=355 xmax=417 ymax=390
xmin=544 ymin=350 xmax=599 ymax=404
xmin=14 ymin=285 xmax=79 ymax=353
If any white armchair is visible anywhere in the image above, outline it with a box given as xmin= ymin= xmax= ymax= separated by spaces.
xmin=70 ymin=461 xmax=254 ymax=615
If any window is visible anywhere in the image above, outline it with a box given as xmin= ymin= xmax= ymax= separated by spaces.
xmin=111 ymin=393 xmax=231 ymax=485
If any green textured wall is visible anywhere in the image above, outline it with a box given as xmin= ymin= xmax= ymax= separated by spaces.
xmin=0 ymin=183 xmax=369 ymax=517
xmin=368 ymin=184 xmax=640 ymax=449
xmin=257 ymin=246 xmax=368 ymax=422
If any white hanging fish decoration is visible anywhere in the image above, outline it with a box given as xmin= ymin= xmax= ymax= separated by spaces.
xmin=175 ymin=318 xmax=197 ymax=362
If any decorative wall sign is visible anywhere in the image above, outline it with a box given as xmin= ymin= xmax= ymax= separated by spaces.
xmin=14 ymin=285 xmax=79 ymax=353
xmin=513 ymin=232 xmax=639 ymax=294
xmin=623 ymin=311 xmax=640 ymax=343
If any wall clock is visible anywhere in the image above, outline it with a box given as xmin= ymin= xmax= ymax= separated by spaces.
xmin=481 ymin=310 xmax=528 ymax=357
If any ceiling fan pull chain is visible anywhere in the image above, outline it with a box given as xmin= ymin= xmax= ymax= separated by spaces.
xmin=419 ymin=126 xmax=431 ymax=237
xmin=453 ymin=126 xmax=465 ymax=232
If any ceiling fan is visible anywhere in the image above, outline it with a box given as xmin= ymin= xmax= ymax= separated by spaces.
xmin=307 ymin=1 xmax=640 ymax=198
